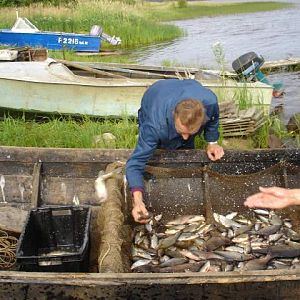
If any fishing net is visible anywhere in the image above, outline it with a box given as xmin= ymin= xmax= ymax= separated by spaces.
xmin=97 ymin=162 xmax=132 ymax=273
xmin=144 ymin=160 xmax=300 ymax=226
xmin=96 ymin=158 xmax=300 ymax=273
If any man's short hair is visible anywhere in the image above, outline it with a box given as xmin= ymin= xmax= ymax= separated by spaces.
xmin=174 ymin=99 xmax=205 ymax=130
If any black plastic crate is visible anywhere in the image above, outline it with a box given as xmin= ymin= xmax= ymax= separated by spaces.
xmin=16 ymin=205 xmax=91 ymax=272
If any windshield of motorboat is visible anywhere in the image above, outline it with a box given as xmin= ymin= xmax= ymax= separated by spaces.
xmin=11 ymin=17 xmax=39 ymax=33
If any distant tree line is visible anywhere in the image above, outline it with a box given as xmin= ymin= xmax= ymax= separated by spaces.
xmin=0 ymin=0 xmax=77 ymax=7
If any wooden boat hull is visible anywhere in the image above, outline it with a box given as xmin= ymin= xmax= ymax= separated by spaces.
xmin=0 ymin=60 xmax=274 ymax=117
xmin=0 ymin=147 xmax=299 ymax=299
xmin=2 ymin=269 xmax=300 ymax=299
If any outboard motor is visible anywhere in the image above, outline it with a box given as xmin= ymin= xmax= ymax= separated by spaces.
xmin=90 ymin=25 xmax=121 ymax=46
xmin=232 ymin=52 xmax=283 ymax=97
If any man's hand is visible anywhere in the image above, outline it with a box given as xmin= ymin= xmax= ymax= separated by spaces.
xmin=244 ymin=187 xmax=300 ymax=209
xmin=132 ymin=191 xmax=150 ymax=224
xmin=206 ymin=144 xmax=224 ymax=161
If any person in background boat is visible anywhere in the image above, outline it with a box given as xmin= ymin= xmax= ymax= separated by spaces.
xmin=126 ymin=79 xmax=224 ymax=223
xmin=244 ymin=187 xmax=300 ymax=209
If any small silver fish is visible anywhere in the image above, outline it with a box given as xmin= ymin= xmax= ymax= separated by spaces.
xmin=179 ymin=249 xmax=202 ymax=261
xmin=131 ymin=259 xmax=152 ymax=270
xmin=213 ymin=213 xmax=242 ymax=228
xmin=225 ymin=246 xmax=245 ymax=254
xmin=214 ymin=251 xmax=253 ymax=262
xmin=178 ymin=232 xmax=199 ymax=242
xmin=268 ymin=233 xmax=283 ymax=243
xmin=225 ymin=212 xmax=238 ymax=220
xmin=159 ymin=258 xmax=187 ymax=268
xmin=166 ymin=215 xmax=205 ymax=226
xmin=150 ymin=234 xmax=159 ymax=249
xmin=199 ymin=261 xmax=211 ymax=272
xmin=253 ymin=209 xmax=270 ymax=216
xmin=95 ymin=168 xmax=122 ymax=202
xmin=232 ymin=234 xmax=249 ymax=244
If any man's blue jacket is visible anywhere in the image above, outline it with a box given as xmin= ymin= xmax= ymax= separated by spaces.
xmin=126 ymin=79 xmax=220 ymax=191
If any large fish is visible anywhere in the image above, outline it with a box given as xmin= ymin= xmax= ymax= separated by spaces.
xmin=255 ymin=225 xmax=281 ymax=237
xmin=242 ymin=254 xmax=272 ymax=271
xmin=204 ymin=236 xmax=231 ymax=251
xmin=157 ymin=231 xmax=181 ymax=249
xmin=253 ymin=245 xmax=300 ymax=258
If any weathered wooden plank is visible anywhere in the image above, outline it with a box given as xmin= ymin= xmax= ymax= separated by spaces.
xmin=0 ymin=174 xmax=32 ymax=205
xmin=0 ymin=146 xmax=299 ymax=165
xmin=2 ymin=268 xmax=300 ymax=282
xmin=239 ymin=107 xmax=256 ymax=119
xmin=31 ymin=162 xmax=41 ymax=208
xmin=221 ymin=115 xmax=263 ymax=125
xmin=0 ymin=161 xmax=34 ymax=175
xmin=221 ymin=122 xmax=253 ymax=128
xmin=1 ymin=270 xmax=300 ymax=300
xmin=0 ymin=147 xmax=132 ymax=164
xmin=41 ymin=162 xmax=106 ymax=178
xmin=41 ymin=176 xmax=101 ymax=206
xmin=76 ymin=61 xmax=199 ymax=75
xmin=0 ymin=206 xmax=28 ymax=234
xmin=261 ymin=57 xmax=300 ymax=73
xmin=58 ymin=59 xmax=127 ymax=79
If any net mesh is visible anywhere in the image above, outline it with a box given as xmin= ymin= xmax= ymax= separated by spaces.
xmin=97 ymin=162 xmax=131 ymax=273
xmin=97 ymin=160 xmax=300 ymax=273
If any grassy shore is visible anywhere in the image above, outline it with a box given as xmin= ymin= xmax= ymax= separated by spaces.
xmin=0 ymin=114 xmax=298 ymax=150
xmin=0 ymin=116 xmax=139 ymax=148
xmin=146 ymin=1 xmax=292 ymax=21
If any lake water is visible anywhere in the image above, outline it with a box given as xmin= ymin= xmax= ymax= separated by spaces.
xmin=132 ymin=0 xmax=300 ymax=123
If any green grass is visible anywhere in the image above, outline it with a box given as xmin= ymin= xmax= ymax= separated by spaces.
xmin=250 ymin=115 xmax=300 ymax=148
xmin=0 ymin=113 xmax=298 ymax=150
xmin=147 ymin=2 xmax=293 ymax=21
xmin=0 ymin=115 xmax=218 ymax=149
xmin=0 ymin=1 xmax=183 ymax=50
xmin=0 ymin=116 xmax=138 ymax=148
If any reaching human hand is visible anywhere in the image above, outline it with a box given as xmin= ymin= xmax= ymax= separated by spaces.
xmin=132 ymin=191 xmax=151 ymax=224
xmin=244 ymin=187 xmax=300 ymax=209
xmin=206 ymin=144 xmax=224 ymax=161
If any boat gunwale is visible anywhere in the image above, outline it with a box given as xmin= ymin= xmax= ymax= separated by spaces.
xmin=0 ymin=146 xmax=299 ymax=164
xmin=0 ymin=61 xmax=274 ymax=90
xmin=1 ymin=268 xmax=300 ymax=284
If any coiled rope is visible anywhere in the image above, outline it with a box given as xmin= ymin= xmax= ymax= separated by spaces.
xmin=0 ymin=230 xmax=18 ymax=270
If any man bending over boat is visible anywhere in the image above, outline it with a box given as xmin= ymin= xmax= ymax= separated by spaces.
xmin=126 ymin=79 xmax=224 ymax=223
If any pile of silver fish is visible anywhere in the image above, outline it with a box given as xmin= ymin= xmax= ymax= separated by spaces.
xmin=131 ymin=210 xmax=300 ymax=273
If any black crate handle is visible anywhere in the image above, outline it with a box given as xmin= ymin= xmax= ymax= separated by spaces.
xmin=38 ymin=258 xmax=63 ymax=266
xmin=51 ymin=209 xmax=72 ymax=216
